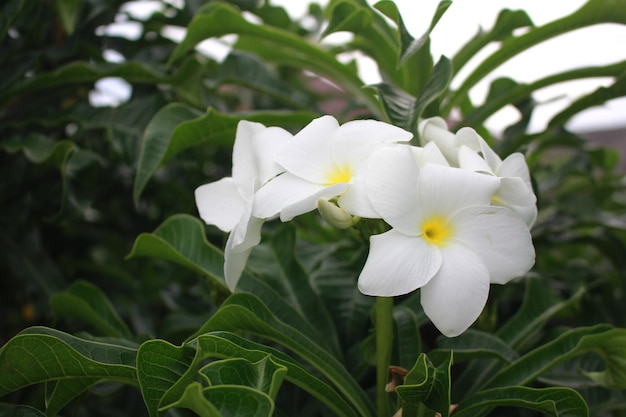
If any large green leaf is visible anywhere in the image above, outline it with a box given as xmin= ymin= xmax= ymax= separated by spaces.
xmin=0 ymin=61 xmax=167 ymax=104
xmin=200 ymin=356 xmax=287 ymax=399
xmin=395 ymin=352 xmax=453 ymax=417
xmin=168 ymin=2 xmax=380 ymax=116
xmin=393 ymin=304 xmax=428 ymax=370
xmin=0 ymin=327 xmax=137 ymax=398
xmin=166 ymin=382 xmax=274 ymax=417
xmin=127 ymin=214 xmax=338 ymax=345
xmin=453 ymin=279 xmax=585 ymax=397
xmin=127 ymin=214 xmax=228 ymax=292
xmin=49 ymin=280 xmax=131 ymax=338
xmin=443 ymin=0 xmax=626 ymax=114
xmin=248 ymin=225 xmax=342 ymax=357
xmin=136 ymin=332 xmax=359 ymax=417
xmin=462 ymin=61 xmax=626 ymax=127
xmin=485 ymin=325 xmax=626 ymax=389
xmin=454 ymin=386 xmax=588 ymax=417
xmin=431 ymin=329 xmax=518 ymax=364
xmin=133 ymin=103 xmax=316 ymax=203
xmin=191 ymin=293 xmax=375 ymax=417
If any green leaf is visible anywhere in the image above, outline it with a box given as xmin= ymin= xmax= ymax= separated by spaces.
xmin=136 ymin=339 xmax=197 ymax=417
xmin=485 ymin=325 xmax=624 ymax=389
xmin=0 ymin=327 xmax=137 ymax=398
xmin=168 ymin=383 xmax=274 ymax=417
xmin=127 ymin=214 xmax=229 ymax=293
xmin=49 ymin=280 xmax=131 ymax=338
xmin=168 ymin=2 xmax=380 ymax=116
xmin=192 ymin=293 xmax=375 ymax=417
xmin=444 ymin=0 xmax=626 ymax=114
xmin=0 ymin=61 xmax=167 ymax=104
xmin=453 ymin=386 xmax=588 ymax=417
xmin=431 ymin=329 xmax=518 ymax=363
xmin=128 ymin=215 xmax=332 ymax=343
xmin=200 ymin=356 xmax=287 ymax=399
xmin=453 ymin=279 xmax=585 ymax=397
xmin=548 ymin=73 xmax=626 ymax=129
xmin=55 ymin=0 xmax=81 ymax=35
xmin=395 ymin=352 xmax=453 ymax=417
xmin=136 ymin=333 xmax=359 ymax=417
xmin=0 ymin=404 xmax=47 ymax=417
xmin=44 ymin=378 xmax=101 ymax=417
xmin=393 ymin=305 xmax=427 ymax=370
xmin=462 ymin=61 xmax=626 ymax=127
xmin=369 ymin=55 xmax=451 ymax=136
xmin=250 ymin=225 xmax=342 ymax=357
xmin=133 ymin=103 xmax=203 ymax=205
xmin=452 ymin=9 xmax=534 ymax=76
xmin=133 ymin=103 xmax=316 ymax=204
xmin=1 ymin=134 xmax=75 ymax=166
xmin=374 ymin=0 xmax=451 ymax=67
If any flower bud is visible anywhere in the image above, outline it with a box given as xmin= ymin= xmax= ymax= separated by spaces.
xmin=316 ymin=198 xmax=357 ymax=229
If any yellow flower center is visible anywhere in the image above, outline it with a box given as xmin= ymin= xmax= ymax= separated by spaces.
xmin=421 ymin=216 xmax=453 ymax=246
xmin=325 ymin=164 xmax=352 ymax=185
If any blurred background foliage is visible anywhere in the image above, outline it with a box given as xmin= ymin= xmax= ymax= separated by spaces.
xmin=1 ymin=0 xmax=626 ymax=416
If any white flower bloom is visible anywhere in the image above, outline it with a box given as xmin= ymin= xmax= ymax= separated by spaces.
xmin=253 ymin=115 xmax=412 ymax=222
xmin=194 ymin=120 xmax=292 ymax=290
xmin=455 ymin=129 xmax=537 ymax=227
xmin=359 ymin=148 xmax=535 ymax=337
xmin=420 ymin=117 xmax=537 ymax=227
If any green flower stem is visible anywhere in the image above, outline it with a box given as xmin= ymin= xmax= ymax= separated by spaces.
xmin=376 ymin=296 xmax=394 ymax=417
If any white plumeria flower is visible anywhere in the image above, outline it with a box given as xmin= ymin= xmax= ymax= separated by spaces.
xmin=358 ymin=146 xmax=535 ymax=337
xmin=253 ymin=115 xmax=412 ymax=221
xmin=194 ymin=120 xmax=292 ymax=291
xmin=420 ymin=117 xmax=537 ymax=227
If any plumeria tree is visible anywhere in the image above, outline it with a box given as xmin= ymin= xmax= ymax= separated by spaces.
xmin=2 ymin=1 xmax=626 ymax=417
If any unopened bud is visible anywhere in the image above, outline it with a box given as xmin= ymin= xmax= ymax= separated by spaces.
xmin=316 ymin=198 xmax=357 ymax=229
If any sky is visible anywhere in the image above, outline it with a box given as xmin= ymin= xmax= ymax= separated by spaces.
xmin=98 ymin=0 xmax=626 ymax=135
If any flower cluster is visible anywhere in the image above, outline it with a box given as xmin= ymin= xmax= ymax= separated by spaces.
xmin=195 ymin=115 xmax=536 ymax=337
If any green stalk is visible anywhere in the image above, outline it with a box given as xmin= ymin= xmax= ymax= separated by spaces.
xmin=376 ymin=296 xmax=394 ymax=417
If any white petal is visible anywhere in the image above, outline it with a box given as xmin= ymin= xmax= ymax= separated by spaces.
xmin=275 ymin=115 xmax=339 ymax=184
xmin=418 ymin=164 xmax=500 ymax=220
xmin=253 ymin=173 xmax=348 ymax=221
xmin=233 ymin=123 xmax=292 ymax=192
xmin=418 ymin=118 xmax=458 ymax=164
xmin=224 ymin=245 xmax=252 ymax=291
xmin=412 ymin=141 xmax=449 ymax=168
xmin=358 ymin=229 xmax=442 ymax=296
xmin=455 ymin=127 xmax=502 ymax=171
xmin=458 ymin=145 xmax=494 ymax=175
xmin=453 ymin=205 xmax=535 ymax=284
xmin=224 ymin=215 xmax=264 ymax=291
xmin=231 ymin=121 xmax=267 ymax=196
xmin=420 ymin=242 xmax=490 ymax=337
xmin=366 ymin=146 xmax=421 ymax=235
xmin=499 ymin=153 xmax=532 ymax=189
xmin=195 ymin=178 xmax=247 ymax=232
xmin=495 ymin=177 xmax=537 ymax=227
xmin=337 ymin=170 xmax=380 ymax=218
xmin=332 ymin=120 xmax=412 ymax=169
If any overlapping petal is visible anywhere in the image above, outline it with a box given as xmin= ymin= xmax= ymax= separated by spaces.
xmin=417 ymin=164 xmax=500 ymax=222
xmin=195 ymin=178 xmax=247 ymax=232
xmin=224 ymin=215 xmax=264 ymax=291
xmin=274 ymin=115 xmax=339 ymax=183
xmin=358 ymin=229 xmax=442 ymax=296
xmin=253 ymin=172 xmax=349 ymax=221
xmin=420 ymin=241 xmax=490 ymax=337
xmin=453 ymin=205 xmax=535 ymax=284
xmin=366 ymin=146 xmax=421 ymax=234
